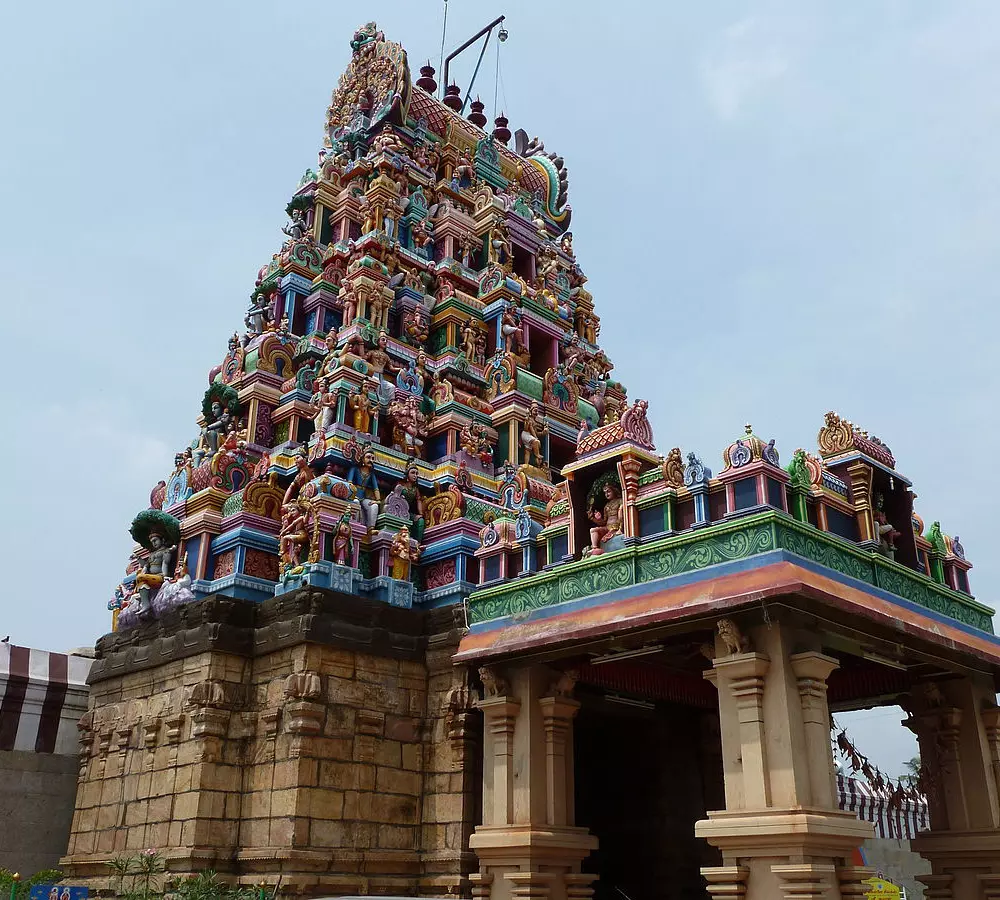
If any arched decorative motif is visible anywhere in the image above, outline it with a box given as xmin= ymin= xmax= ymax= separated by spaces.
xmin=325 ymin=22 xmax=411 ymax=141
xmin=254 ymin=335 xmax=295 ymax=376
xmin=424 ymin=484 xmax=465 ymax=526
xmin=244 ymin=479 xmax=284 ymax=521
xmin=485 ymin=353 xmax=517 ymax=401
xmin=543 ymin=366 xmax=579 ymax=415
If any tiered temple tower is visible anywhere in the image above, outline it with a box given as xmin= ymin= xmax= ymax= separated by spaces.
xmin=66 ymin=22 xmax=1000 ymax=900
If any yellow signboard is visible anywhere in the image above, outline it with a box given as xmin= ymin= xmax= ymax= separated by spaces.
xmin=863 ymin=876 xmax=902 ymax=900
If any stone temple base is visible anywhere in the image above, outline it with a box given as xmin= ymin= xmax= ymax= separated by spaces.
xmin=61 ymin=589 xmax=482 ymax=896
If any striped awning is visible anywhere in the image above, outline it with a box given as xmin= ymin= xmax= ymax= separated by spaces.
xmin=837 ymin=773 xmax=929 ymax=841
xmin=0 ymin=645 xmax=93 ymax=755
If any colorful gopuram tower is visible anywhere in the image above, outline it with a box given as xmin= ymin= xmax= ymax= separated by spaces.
xmin=65 ymin=22 xmax=1000 ymax=900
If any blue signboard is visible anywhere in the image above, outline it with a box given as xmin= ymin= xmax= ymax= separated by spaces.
xmin=29 ymin=887 xmax=88 ymax=900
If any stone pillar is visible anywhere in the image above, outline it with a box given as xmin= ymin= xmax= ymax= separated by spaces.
xmin=471 ymin=665 xmax=597 ymax=900
xmin=695 ymin=618 xmax=872 ymax=900
xmin=909 ymin=676 xmax=1000 ymax=900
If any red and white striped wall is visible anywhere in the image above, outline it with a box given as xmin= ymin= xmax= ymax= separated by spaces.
xmin=837 ymin=773 xmax=929 ymax=841
xmin=0 ymin=645 xmax=92 ymax=756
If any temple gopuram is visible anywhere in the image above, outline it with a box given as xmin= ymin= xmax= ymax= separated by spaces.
xmin=64 ymin=22 xmax=1000 ymax=900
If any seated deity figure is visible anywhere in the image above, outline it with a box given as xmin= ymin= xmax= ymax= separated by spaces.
xmin=135 ymin=530 xmax=175 ymax=617
xmin=587 ymin=482 xmax=623 ymax=556
xmin=347 ymin=444 xmax=381 ymax=528
xmin=199 ymin=399 xmax=234 ymax=457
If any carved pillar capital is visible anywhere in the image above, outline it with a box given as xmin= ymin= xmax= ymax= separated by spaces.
xmin=505 ymin=871 xmax=556 ymax=900
xmin=916 ymin=873 xmax=954 ymax=900
xmin=836 ymin=867 xmax=876 ymax=898
xmin=701 ymin=865 xmax=749 ymax=900
xmin=771 ymin=863 xmax=836 ymax=900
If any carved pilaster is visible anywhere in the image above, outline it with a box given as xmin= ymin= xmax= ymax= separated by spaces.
xmin=979 ymin=874 xmax=1000 ymax=900
xmin=712 ymin=652 xmax=771 ymax=808
xmin=701 ymin=866 xmax=749 ymax=900
xmin=564 ymin=873 xmax=597 ymax=900
xmin=617 ymin=456 xmax=643 ymax=539
xmin=477 ymin=696 xmax=521 ymax=825
xmin=771 ymin=863 xmax=836 ymax=900
xmin=469 ymin=873 xmax=494 ymax=900
xmin=789 ymin=651 xmax=839 ymax=808
xmin=845 ymin=462 xmax=874 ymax=543
xmin=981 ymin=706 xmax=1000 ymax=803
xmin=538 ymin=695 xmax=580 ymax=826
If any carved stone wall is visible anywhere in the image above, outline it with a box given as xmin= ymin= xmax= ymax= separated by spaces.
xmin=61 ymin=592 xmax=480 ymax=897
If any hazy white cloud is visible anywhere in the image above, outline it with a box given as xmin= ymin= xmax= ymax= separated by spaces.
xmin=700 ymin=17 xmax=791 ymax=121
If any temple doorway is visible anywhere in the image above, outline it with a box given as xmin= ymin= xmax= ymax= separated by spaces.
xmin=574 ymin=687 xmax=723 ymax=900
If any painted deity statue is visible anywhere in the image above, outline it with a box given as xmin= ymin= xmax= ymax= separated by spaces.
xmin=350 ymin=380 xmax=375 ymax=433
xmin=390 ymin=525 xmax=420 ymax=581
xmin=500 ymin=304 xmax=520 ymax=353
xmin=460 ymin=420 xmax=493 ymax=466
xmin=332 ymin=514 xmax=353 ymax=566
xmin=282 ymin=208 xmax=310 ymax=242
xmin=389 ymin=394 xmax=427 ymax=456
xmin=283 ymin=450 xmax=312 ymax=504
xmin=460 ymin=318 xmax=482 ymax=364
xmin=200 ymin=400 xmax=234 ymax=455
xmin=520 ymin=401 xmax=547 ymax=467
xmin=310 ymin=378 xmax=335 ymax=433
xmin=245 ymin=290 xmax=274 ymax=334
xmin=366 ymin=329 xmax=392 ymax=376
xmin=399 ymin=461 xmax=426 ymax=541
xmin=135 ymin=530 xmax=176 ymax=616
xmin=587 ymin=482 xmax=623 ymax=556
xmin=279 ymin=500 xmax=311 ymax=571
xmin=873 ymin=493 xmax=901 ymax=557
xmin=347 ymin=445 xmax=381 ymax=528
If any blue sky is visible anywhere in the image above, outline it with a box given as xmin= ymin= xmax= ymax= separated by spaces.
xmin=3 ymin=1 xmax=999 ymax=775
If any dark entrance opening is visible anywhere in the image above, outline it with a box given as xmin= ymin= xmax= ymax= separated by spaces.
xmin=574 ymin=691 xmax=723 ymax=900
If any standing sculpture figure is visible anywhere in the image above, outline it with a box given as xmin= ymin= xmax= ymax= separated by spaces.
xmin=282 ymin=208 xmax=310 ymax=242
xmin=279 ymin=501 xmax=311 ymax=571
xmin=310 ymin=378 xmax=334 ymax=433
xmin=520 ymin=401 xmax=547 ymax=467
xmin=399 ymin=460 xmax=426 ymax=541
xmin=500 ymin=304 xmax=520 ymax=353
xmin=332 ymin=514 xmax=353 ymax=566
xmin=350 ymin=380 xmax=375 ymax=433
xmin=390 ymin=525 xmax=420 ymax=581
xmin=347 ymin=445 xmax=381 ymax=528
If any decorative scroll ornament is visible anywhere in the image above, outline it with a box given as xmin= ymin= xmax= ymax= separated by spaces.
xmin=620 ymin=399 xmax=655 ymax=450
xmin=683 ymin=452 xmax=711 ymax=487
xmin=817 ymin=411 xmax=897 ymax=468
xmin=325 ymin=22 xmax=411 ymax=142
xmin=661 ymin=448 xmax=685 ymax=488
xmin=722 ymin=424 xmax=779 ymax=471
